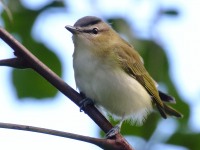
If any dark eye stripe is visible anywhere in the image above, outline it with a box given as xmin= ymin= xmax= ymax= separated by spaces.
xmin=82 ymin=29 xmax=99 ymax=34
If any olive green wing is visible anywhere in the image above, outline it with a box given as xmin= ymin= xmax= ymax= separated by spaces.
xmin=113 ymin=42 xmax=182 ymax=118
xmin=127 ymin=61 xmax=168 ymax=118
xmin=113 ymin=43 xmax=167 ymax=117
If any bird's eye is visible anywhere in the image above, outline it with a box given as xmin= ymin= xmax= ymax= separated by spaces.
xmin=92 ymin=28 xmax=98 ymax=34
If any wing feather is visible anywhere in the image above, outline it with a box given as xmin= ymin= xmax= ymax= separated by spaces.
xmin=113 ymin=42 xmax=166 ymax=117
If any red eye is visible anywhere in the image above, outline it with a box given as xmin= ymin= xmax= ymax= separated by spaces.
xmin=92 ymin=28 xmax=98 ymax=34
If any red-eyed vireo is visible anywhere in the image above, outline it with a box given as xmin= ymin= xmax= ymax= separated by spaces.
xmin=65 ymin=16 xmax=182 ymax=137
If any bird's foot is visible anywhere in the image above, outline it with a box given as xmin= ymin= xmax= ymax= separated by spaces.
xmin=79 ymin=97 xmax=94 ymax=112
xmin=106 ymin=125 xmax=120 ymax=138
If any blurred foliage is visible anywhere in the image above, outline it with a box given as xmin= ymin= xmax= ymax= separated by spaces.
xmin=0 ymin=0 xmax=199 ymax=150
xmin=1 ymin=0 xmax=64 ymax=99
xmin=161 ymin=9 xmax=179 ymax=16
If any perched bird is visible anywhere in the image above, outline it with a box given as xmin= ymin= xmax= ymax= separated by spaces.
xmin=65 ymin=16 xmax=182 ymax=137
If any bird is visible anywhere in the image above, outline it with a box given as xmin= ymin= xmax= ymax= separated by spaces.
xmin=65 ymin=16 xmax=182 ymax=137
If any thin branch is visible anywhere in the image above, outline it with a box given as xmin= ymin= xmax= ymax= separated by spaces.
xmin=0 ymin=122 xmax=97 ymax=142
xmin=0 ymin=122 xmax=125 ymax=150
xmin=0 ymin=58 xmax=29 ymax=68
xmin=0 ymin=27 xmax=134 ymax=150
xmin=0 ymin=123 xmax=101 ymax=149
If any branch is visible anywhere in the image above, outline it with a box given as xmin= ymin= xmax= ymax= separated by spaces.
xmin=0 ymin=27 xmax=134 ymax=150
xmin=0 ymin=122 xmax=128 ymax=150
xmin=0 ymin=58 xmax=30 ymax=68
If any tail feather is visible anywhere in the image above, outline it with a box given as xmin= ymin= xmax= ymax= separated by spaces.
xmin=157 ymin=105 xmax=167 ymax=119
xmin=163 ymin=103 xmax=183 ymax=118
xmin=156 ymin=104 xmax=183 ymax=119
xmin=153 ymin=90 xmax=182 ymax=118
xmin=159 ymin=90 xmax=176 ymax=103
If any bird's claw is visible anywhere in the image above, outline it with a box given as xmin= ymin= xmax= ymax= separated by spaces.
xmin=79 ymin=98 xmax=94 ymax=112
xmin=106 ymin=125 xmax=120 ymax=138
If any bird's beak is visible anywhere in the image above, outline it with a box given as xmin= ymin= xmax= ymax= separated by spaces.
xmin=65 ymin=25 xmax=79 ymax=34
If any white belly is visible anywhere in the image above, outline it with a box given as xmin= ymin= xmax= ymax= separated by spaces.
xmin=73 ymin=49 xmax=152 ymax=124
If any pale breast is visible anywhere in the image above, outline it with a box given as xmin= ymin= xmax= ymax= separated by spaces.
xmin=73 ymin=48 xmax=152 ymax=124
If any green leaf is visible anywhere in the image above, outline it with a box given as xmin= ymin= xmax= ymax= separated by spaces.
xmin=168 ymin=132 xmax=200 ymax=150
xmin=2 ymin=0 xmax=63 ymax=99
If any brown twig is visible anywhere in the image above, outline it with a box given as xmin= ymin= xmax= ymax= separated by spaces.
xmin=0 ymin=122 xmax=125 ymax=150
xmin=0 ymin=27 xmax=134 ymax=150
xmin=0 ymin=58 xmax=29 ymax=68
